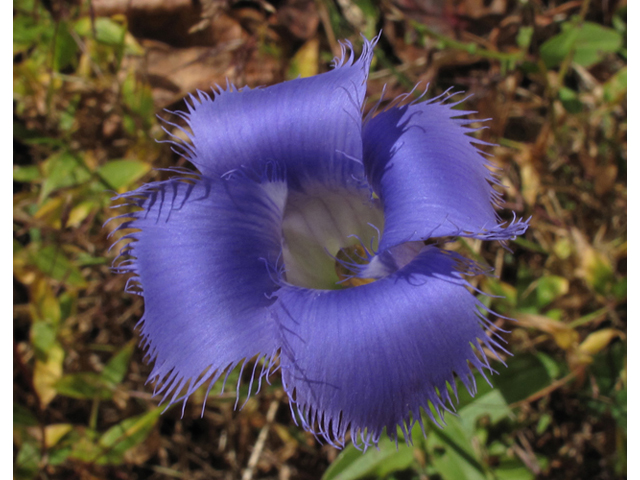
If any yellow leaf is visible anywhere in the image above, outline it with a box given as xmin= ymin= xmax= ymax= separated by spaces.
xmin=520 ymin=162 xmax=540 ymax=206
xmin=513 ymin=147 xmax=540 ymax=206
xmin=289 ymin=38 xmax=319 ymax=79
xmin=67 ymin=201 xmax=96 ymax=228
xmin=33 ymin=343 xmax=64 ymax=408
xmin=32 ymin=277 xmax=61 ymax=326
xmin=572 ymin=228 xmax=614 ymax=294
xmin=13 ymin=249 xmax=37 ymax=286
xmin=579 ymin=329 xmax=625 ymax=356
xmin=26 ymin=423 xmax=74 ymax=448
xmin=515 ymin=313 xmax=578 ymax=350
xmin=553 ymin=328 xmax=580 ymax=350
xmin=553 ymin=237 xmax=573 ymax=260
xmin=45 ymin=424 xmax=73 ymax=448
xmin=34 ymin=196 xmax=64 ymax=229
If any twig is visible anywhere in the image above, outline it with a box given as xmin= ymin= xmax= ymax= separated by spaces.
xmin=241 ymin=399 xmax=279 ymax=480
xmin=315 ymin=0 xmax=339 ymax=57
xmin=510 ymin=370 xmax=579 ymax=408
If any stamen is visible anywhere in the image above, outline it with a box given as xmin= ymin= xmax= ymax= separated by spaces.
xmin=334 ymin=244 xmax=376 ymax=288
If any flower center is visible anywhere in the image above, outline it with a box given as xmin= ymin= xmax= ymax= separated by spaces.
xmin=334 ymin=244 xmax=376 ymax=288
xmin=281 ymin=186 xmax=384 ymax=290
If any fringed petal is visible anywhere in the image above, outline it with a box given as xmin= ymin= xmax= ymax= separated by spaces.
xmin=272 ymin=246 xmax=505 ymax=449
xmin=111 ymin=171 xmax=287 ymax=411
xmin=363 ymin=93 xmax=528 ymax=251
xmin=174 ymin=36 xmax=379 ymax=190
xmin=110 ymin=35 xmax=529 ymax=451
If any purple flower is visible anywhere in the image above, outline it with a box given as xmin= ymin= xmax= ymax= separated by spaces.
xmin=111 ymin=35 xmax=528 ymax=449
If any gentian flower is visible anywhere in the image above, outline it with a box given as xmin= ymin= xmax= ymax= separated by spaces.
xmin=111 ymin=35 xmax=528 ymax=449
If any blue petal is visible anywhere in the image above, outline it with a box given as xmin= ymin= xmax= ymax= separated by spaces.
xmin=173 ymin=37 xmax=378 ymax=189
xmin=363 ymin=94 xmax=528 ymax=251
xmin=272 ymin=246 xmax=504 ymax=448
xmin=111 ymin=172 xmax=287 ymax=409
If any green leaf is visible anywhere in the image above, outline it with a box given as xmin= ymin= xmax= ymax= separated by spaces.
xmin=58 ymin=96 xmax=79 ymax=132
xmin=322 ymin=440 xmax=415 ymax=480
xmin=122 ymin=71 xmax=155 ymax=125
xmin=40 ymin=151 xmax=91 ymax=201
xmin=450 ymin=372 xmax=496 ymax=411
xmin=354 ymin=0 xmax=379 ymax=38
xmin=483 ymin=278 xmax=517 ymax=308
xmin=511 ymin=237 xmax=548 ymax=254
xmin=14 ymin=440 xmax=41 ymax=480
xmin=458 ymin=389 xmax=511 ymax=433
xmin=590 ymin=341 xmax=626 ymax=395
xmin=96 ymin=160 xmax=151 ymax=190
xmin=59 ymin=291 xmax=76 ymax=322
xmin=612 ymin=277 xmax=627 ymax=301
xmin=95 ymin=18 xmax=127 ymax=46
xmin=75 ymin=251 xmax=108 ymax=266
xmin=428 ymin=417 xmax=487 ymax=480
xmin=95 ymin=409 xmax=163 ymax=465
xmin=13 ymin=165 xmax=41 ymax=183
xmin=122 ymin=114 xmax=137 ymax=136
xmin=494 ymin=354 xmax=553 ymax=404
xmin=536 ymin=413 xmax=552 ymax=435
xmin=14 ymin=0 xmax=40 ymax=14
xmin=55 ymin=373 xmax=114 ymax=400
xmin=584 ymin=250 xmax=615 ymax=295
xmin=48 ymin=445 xmax=72 ymax=466
xmin=540 ymin=20 xmax=622 ymax=68
xmin=53 ymin=21 xmax=79 ymax=71
xmin=75 ymin=17 xmax=126 ymax=46
xmin=101 ymin=341 xmax=135 ymax=387
xmin=516 ymin=26 xmax=534 ymax=50
xmin=545 ymin=308 xmax=564 ymax=321
xmin=30 ymin=321 xmax=57 ymax=358
xmin=13 ymin=13 xmax=51 ymax=54
xmin=494 ymin=459 xmax=536 ymax=480
xmin=558 ymin=87 xmax=583 ymax=114
xmin=603 ymin=66 xmax=627 ymax=104
xmin=29 ymin=245 xmax=87 ymax=288
xmin=535 ymin=275 xmax=569 ymax=308
xmin=536 ymin=352 xmax=562 ymax=380
xmin=67 ymin=429 xmax=101 ymax=464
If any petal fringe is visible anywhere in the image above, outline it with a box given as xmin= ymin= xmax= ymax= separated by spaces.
xmin=168 ymin=36 xmax=379 ymax=190
xmin=363 ymin=91 xmax=529 ymax=251
xmin=111 ymin=171 xmax=287 ymax=412
xmin=272 ymin=247 xmax=507 ymax=449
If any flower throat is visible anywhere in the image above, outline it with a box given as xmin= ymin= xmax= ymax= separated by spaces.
xmin=280 ymin=186 xmax=384 ymax=290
